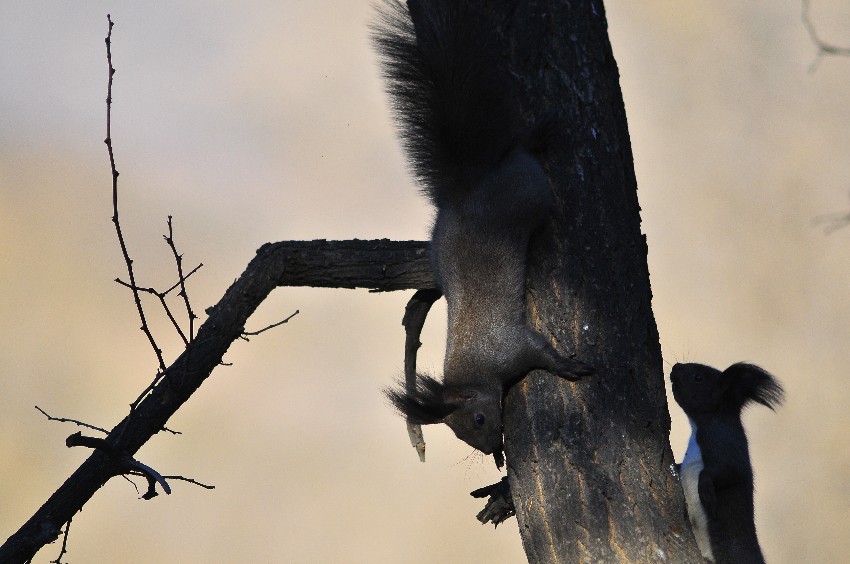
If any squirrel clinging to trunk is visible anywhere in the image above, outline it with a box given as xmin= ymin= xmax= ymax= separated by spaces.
xmin=671 ymin=362 xmax=784 ymax=563
xmin=372 ymin=0 xmax=593 ymax=462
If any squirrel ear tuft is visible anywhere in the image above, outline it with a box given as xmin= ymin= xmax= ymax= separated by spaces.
xmin=722 ymin=363 xmax=785 ymax=411
xmin=384 ymin=374 xmax=456 ymax=424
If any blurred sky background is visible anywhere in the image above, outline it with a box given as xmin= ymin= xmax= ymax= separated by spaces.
xmin=1 ymin=1 xmax=849 ymax=562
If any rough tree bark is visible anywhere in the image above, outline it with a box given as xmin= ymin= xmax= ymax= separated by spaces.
xmin=499 ymin=0 xmax=701 ymax=561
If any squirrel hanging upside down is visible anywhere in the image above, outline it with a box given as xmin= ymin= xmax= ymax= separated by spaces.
xmin=373 ymin=0 xmax=593 ymax=463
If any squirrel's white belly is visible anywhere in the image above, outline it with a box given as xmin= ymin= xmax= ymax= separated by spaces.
xmin=680 ymin=419 xmax=715 ymax=562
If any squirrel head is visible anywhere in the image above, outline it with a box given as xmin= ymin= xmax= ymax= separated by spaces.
xmin=385 ymin=375 xmax=504 ymax=455
xmin=670 ymin=362 xmax=784 ymax=417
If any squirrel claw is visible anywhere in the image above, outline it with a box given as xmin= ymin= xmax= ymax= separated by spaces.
xmin=470 ymin=477 xmax=515 ymax=527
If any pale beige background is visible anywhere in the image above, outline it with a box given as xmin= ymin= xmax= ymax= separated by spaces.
xmin=1 ymin=1 xmax=848 ymax=562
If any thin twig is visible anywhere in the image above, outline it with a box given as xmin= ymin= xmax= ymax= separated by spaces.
xmin=123 ymin=472 xmax=214 ymax=500
xmin=105 ymin=15 xmax=167 ymax=378
xmin=165 ymin=216 xmax=200 ymax=343
xmin=240 ymin=309 xmax=300 ymax=340
xmin=116 ymin=278 xmax=189 ymax=344
xmin=49 ymin=517 xmax=72 ymax=564
xmin=162 ymin=262 xmax=203 ymax=295
xmin=121 ymin=473 xmax=142 ymax=496
xmin=130 ymin=370 xmax=166 ymax=410
xmin=116 ymin=264 xmax=202 ymax=298
xmin=35 ymin=406 xmax=109 ymax=434
xmin=161 ymin=475 xmax=216 ymax=490
xmin=114 ymin=251 xmax=202 ymax=348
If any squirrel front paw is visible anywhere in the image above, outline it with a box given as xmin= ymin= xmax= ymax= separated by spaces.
xmin=470 ymin=477 xmax=515 ymax=527
xmin=555 ymin=357 xmax=595 ymax=380
xmin=526 ymin=332 xmax=594 ymax=380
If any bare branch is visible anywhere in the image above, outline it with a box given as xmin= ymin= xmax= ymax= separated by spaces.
xmin=115 ymin=278 xmax=190 ymax=345
xmin=0 ymin=238 xmax=433 ymax=562
xmin=48 ymin=517 xmax=72 ymax=564
xmin=127 ymin=459 xmax=171 ymax=499
xmin=165 ymin=215 xmax=200 ymax=343
xmin=241 ymin=309 xmax=300 ymax=340
xmin=65 ymin=431 xmax=113 ymax=451
xmin=129 ymin=370 xmax=165 ymax=411
xmin=65 ymin=432 xmax=172 ymax=500
xmin=162 ymin=262 xmax=203 ymax=295
xmin=114 ymin=217 xmax=203 ymax=350
xmin=121 ymin=473 xmax=142 ymax=496
xmin=247 ymin=239 xmax=433 ymax=291
xmin=401 ymin=289 xmax=442 ymax=462
xmin=35 ymin=406 xmax=109 ymax=435
xmin=105 ymin=15 xmax=166 ymax=375
xmin=160 ymin=475 xmax=216 ymax=490
xmin=123 ymin=472 xmax=214 ymax=500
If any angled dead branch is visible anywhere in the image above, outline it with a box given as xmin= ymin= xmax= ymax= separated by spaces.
xmin=400 ymin=289 xmax=442 ymax=462
xmin=1 ymin=238 xmax=433 ymax=562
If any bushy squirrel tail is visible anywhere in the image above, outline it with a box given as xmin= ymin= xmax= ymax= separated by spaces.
xmin=372 ymin=0 xmax=526 ymax=206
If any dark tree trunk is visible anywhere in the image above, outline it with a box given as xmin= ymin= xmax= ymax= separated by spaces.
xmin=499 ymin=1 xmax=701 ymax=561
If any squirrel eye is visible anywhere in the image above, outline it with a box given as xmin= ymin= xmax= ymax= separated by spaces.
xmin=694 ymin=374 xmax=703 ymax=383
xmin=474 ymin=414 xmax=486 ymax=426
